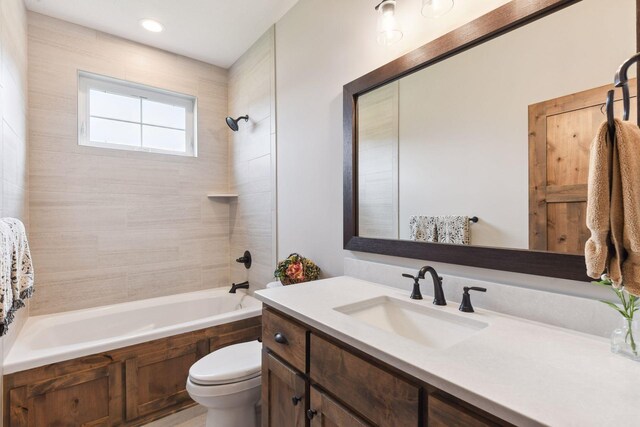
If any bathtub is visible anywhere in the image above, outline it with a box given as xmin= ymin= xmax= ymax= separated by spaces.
xmin=4 ymin=287 xmax=262 ymax=375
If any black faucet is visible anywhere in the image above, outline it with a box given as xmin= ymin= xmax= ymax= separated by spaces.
xmin=420 ymin=266 xmax=446 ymax=306
xmin=229 ymin=281 xmax=249 ymax=293
xmin=402 ymin=266 xmax=445 ymax=305
xmin=458 ymin=286 xmax=487 ymax=313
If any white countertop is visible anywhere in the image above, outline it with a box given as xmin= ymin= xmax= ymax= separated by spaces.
xmin=255 ymin=276 xmax=639 ymax=427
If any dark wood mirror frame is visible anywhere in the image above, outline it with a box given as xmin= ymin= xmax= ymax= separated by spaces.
xmin=343 ymin=0 xmax=640 ymax=282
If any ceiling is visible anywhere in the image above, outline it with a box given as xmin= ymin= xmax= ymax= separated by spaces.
xmin=24 ymin=0 xmax=299 ymax=68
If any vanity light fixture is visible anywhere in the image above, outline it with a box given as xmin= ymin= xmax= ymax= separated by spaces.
xmin=375 ymin=0 xmax=403 ymax=46
xmin=139 ymin=18 xmax=164 ymax=33
xmin=421 ymin=0 xmax=454 ymax=18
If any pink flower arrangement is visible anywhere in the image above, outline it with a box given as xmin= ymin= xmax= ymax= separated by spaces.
xmin=274 ymin=253 xmax=321 ymax=285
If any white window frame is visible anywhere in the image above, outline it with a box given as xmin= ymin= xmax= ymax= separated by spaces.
xmin=78 ymin=71 xmax=197 ymax=157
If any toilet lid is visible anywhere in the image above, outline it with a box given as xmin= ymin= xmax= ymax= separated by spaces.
xmin=189 ymin=340 xmax=262 ymax=386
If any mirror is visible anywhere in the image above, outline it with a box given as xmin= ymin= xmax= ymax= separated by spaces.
xmin=356 ymin=0 xmax=636 ymax=256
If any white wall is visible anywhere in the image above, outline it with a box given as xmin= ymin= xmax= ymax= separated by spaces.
xmin=397 ymin=0 xmax=635 ymax=247
xmin=276 ymin=0 xmax=511 ymax=278
xmin=275 ymin=0 xmax=629 ymax=298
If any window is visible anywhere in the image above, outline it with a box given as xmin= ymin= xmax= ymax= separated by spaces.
xmin=78 ymin=71 xmax=197 ymax=156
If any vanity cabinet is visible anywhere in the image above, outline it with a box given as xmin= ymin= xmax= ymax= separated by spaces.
xmin=261 ymin=306 xmax=512 ymax=427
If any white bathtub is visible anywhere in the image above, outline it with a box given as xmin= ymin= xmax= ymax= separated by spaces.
xmin=4 ymin=288 xmax=262 ymax=374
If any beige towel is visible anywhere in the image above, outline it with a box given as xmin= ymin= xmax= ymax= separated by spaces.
xmin=586 ymin=119 xmax=640 ymax=296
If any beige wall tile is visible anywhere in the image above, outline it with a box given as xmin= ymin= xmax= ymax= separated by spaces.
xmin=32 ymin=268 xmax=129 ymax=313
xmin=228 ymin=27 xmax=277 ymax=290
xmin=28 ymin=13 xmax=230 ymax=314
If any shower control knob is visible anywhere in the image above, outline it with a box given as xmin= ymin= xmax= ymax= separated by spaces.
xmin=274 ymin=332 xmax=288 ymax=344
xmin=235 ymin=250 xmax=252 ymax=269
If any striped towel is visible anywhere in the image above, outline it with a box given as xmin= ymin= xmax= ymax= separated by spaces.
xmin=0 ymin=218 xmax=34 ymax=336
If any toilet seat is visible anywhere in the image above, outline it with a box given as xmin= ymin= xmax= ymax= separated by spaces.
xmin=189 ymin=340 xmax=261 ymax=386
xmin=186 ymin=374 xmax=261 ymax=398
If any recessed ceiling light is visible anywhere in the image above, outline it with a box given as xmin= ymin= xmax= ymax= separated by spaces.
xmin=139 ymin=19 xmax=164 ymax=33
xmin=421 ymin=0 xmax=454 ymax=18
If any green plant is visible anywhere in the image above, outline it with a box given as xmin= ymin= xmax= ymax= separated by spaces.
xmin=274 ymin=253 xmax=321 ymax=285
xmin=593 ymin=275 xmax=640 ymax=355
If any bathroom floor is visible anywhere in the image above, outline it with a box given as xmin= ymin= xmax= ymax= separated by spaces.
xmin=143 ymin=406 xmax=207 ymax=427
xmin=143 ymin=404 xmax=262 ymax=426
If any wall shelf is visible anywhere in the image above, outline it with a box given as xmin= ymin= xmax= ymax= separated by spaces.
xmin=207 ymin=193 xmax=239 ymax=198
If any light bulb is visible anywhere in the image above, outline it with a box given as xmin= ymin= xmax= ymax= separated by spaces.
xmin=377 ymin=0 xmax=403 ymax=45
xmin=421 ymin=0 xmax=454 ymax=18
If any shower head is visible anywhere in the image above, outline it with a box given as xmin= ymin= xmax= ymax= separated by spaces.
xmin=225 ymin=115 xmax=249 ymax=131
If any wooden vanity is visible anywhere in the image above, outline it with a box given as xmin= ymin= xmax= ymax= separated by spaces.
xmin=261 ymin=306 xmax=511 ymax=427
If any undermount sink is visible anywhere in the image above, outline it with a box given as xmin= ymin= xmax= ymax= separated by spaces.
xmin=334 ymin=296 xmax=488 ymax=350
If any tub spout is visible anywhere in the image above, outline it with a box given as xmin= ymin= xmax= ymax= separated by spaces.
xmin=229 ymin=281 xmax=249 ymax=293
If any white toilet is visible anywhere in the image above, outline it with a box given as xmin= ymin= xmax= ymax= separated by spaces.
xmin=186 ymin=340 xmax=262 ymax=427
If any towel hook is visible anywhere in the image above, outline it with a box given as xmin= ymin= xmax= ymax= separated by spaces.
xmin=606 ymin=89 xmax=615 ymax=141
xmin=614 ymin=52 xmax=640 ymax=121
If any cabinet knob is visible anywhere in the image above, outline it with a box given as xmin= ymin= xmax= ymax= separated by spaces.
xmin=292 ymin=396 xmax=302 ymax=406
xmin=307 ymin=409 xmax=318 ymax=420
xmin=274 ymin=332 xmax=288 ymax=344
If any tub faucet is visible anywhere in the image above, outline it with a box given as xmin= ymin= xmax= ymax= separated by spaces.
xmin=419 ymin=266 xmax=446 ymax=306
xmin=229 ymin=281 xmax=249 ymax=293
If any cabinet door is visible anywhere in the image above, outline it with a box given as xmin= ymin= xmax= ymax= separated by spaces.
xmin=125 ymin=339 xmax=209 ymax=421
xmin=308 ymin=387 xmax=370 ymax=427
xmin=7 ymin=364 xmax=123 ymax=427
xmin=262 ymin=351 xmax=306 ymax=427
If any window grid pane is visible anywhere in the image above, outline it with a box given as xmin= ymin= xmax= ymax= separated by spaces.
xmin=90 ymin=117 xmax=141 ymax=147
xmin=142 ymin=125 xmax=187 ymax=152
xmin=142 ymin=99 xmax=186 ymax=130
xmin=81 ymin=72 xmax=196 ymax=156
xmin=90 ymin=89 xmax=141 ymax=123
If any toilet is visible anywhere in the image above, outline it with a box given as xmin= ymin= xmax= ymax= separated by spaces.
xmin=186 ymin=340 xmax=262 ymax=427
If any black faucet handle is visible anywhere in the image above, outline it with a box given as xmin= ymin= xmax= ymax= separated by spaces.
xmin=459 ymin=287 xmax=486 ymax=313
xmin=403 ymin=273 xmax=423 ymax=300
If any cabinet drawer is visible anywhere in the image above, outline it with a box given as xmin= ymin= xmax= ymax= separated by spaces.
xmin=428 ymin=394 xmax=495 ymax=427
xmin=262 ymin=308 xmax=307 ymax=372
xmin=309 ymin=334 xmax=420 ymax=427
